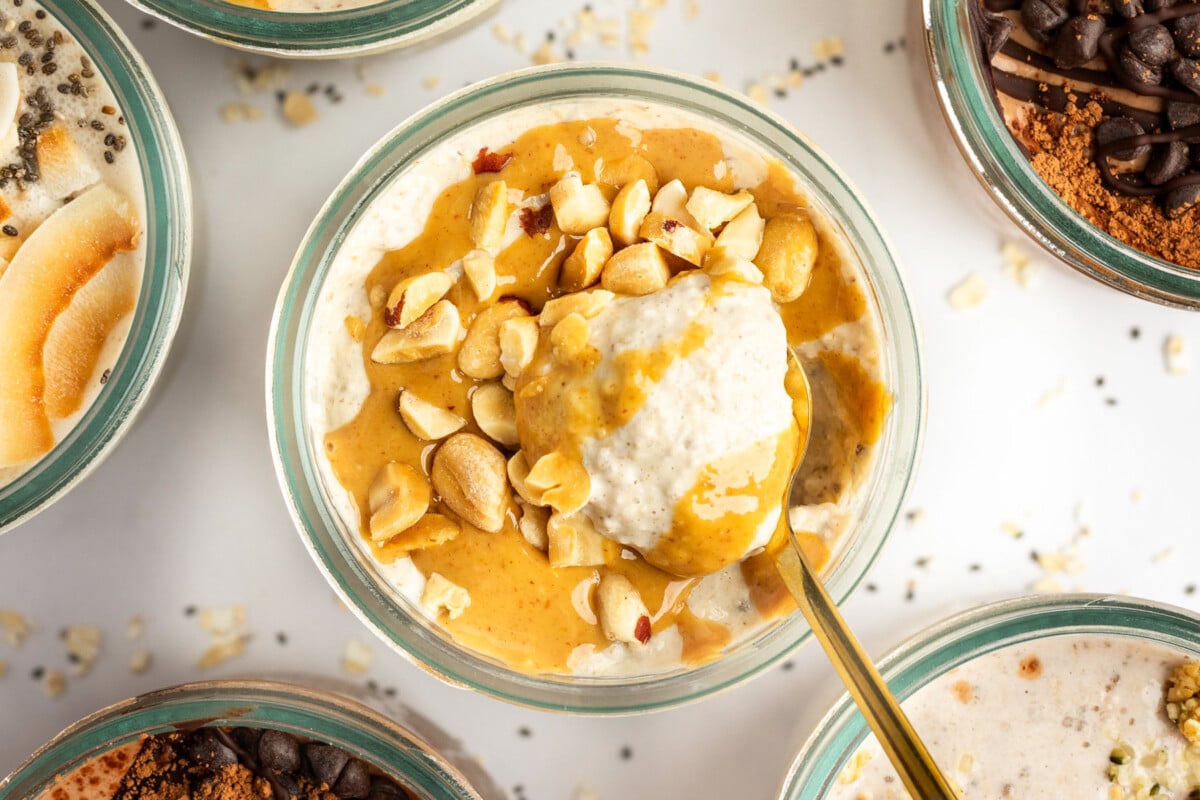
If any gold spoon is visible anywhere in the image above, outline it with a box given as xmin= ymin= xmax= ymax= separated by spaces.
xmin=776 ymin=353 xmax=959 ymax=799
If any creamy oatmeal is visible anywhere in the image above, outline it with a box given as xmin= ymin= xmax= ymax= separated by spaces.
xmin=829 ymin=636 xmax=1200 ymax=799
xmin=307 ymin=98 xmax=889 ymax=676
xmin=0 ymin=0 xmax=146 ymax=489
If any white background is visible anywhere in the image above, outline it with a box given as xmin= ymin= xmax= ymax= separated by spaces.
xmin=3 ymin=1 xmax=1200 ymax=798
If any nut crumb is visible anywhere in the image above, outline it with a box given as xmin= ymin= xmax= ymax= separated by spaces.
xmin=43 ymin=668 xmax=66 ymax=698
xmin=947 ymin=273 xmax=988 ymax=309
xmin=62 ymin=625 xmax=101 ymax=677
xmin=1000 ymin=240 xmax=1041 ymax=287
xmin=1164 ymin=335 xmax=1189 ymax=375
xmin=281 ymin=91 xmax=319 ymax=127
xmin=342 ymin=639 xmax=374 ymax=675
xmin=219 ymin=102 xmax=263 ymax=123
xmin=0 ymin=610 xmax=31 ymax=648
xmin=130 ymin=649 xmax=152 ymax=674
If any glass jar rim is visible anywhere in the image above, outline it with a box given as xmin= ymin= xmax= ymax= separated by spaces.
xmin=921 ymin=0 xmax=1200 ymax=308
xmin=267 ymin=62 xmax=924 ymax=714
xmin=0 ymin=679 xmax=483 ymax=800
xmin=123 ymin=0 xmax=498 ymax=58
xmin=777 ymin=593 xmax=1200 ymax=799
xmin=0 ymin=0 xmax=192 ymax=534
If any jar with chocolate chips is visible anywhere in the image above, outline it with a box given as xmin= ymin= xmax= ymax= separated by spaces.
xmin=0 ymin=681 xmax=495 ymax=800
xmin=922 ymin=0 xmax=1200 ymax=307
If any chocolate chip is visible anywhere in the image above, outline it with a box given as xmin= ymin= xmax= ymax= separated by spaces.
xmin=259 ymin=731 xmax=302 ymax=774
xmin=367 ymin=778 xmax=408 ymax=800
xmin=306 ymin=744 xmax=350 ymax=788
xmin=1022 ymin=0 xmax=1069 ymax=33
xmin=1146 ymin=141 xmax=1191 ymax=184
xmin=1054 ymin=15 xmax=1106 ymax=68
xmin=1129 ymin=24 xmax=1175 ymax=67
xmin=230 ymin=727 xmax=263 ymax=754
xmin=1167 ymin=100 xmax=1200 ymax=129
xmin=1172 ymin=57 xmax=1200 ymax=95
xmin=273 ymin=772 xmax=302 ymax=799
xmin=981 ymin=11 xmax=1015 ymax=59
xmin=1114 ymin=0 xmax=1145 ymax=17
xmin=1176 ymin=13 xmax=1200 ymax=59
xmin=185 ymin=730 xmax=239 ymax=768
xmin=333 ymin=760 xmax=372 ymax=799
xmin=1164 ymin=182 xmax=1200 ymax=218
xmin=1119 ymin=46 xmax=1164 ymax=86
xmin=1095 ymin=117 xmax=1150 ymax=160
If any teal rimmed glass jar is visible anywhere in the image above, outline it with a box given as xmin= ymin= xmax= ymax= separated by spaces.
xmin=0 ymin=0 xmax=191 ymax=535
xmin=777 ymin=594 xmax=1200 ymax=799
xmin=0 ymin=680 xmax=487 ymax=800
xmin=122 ymin=0 xmax=498 ymax=58
xmin=922 ymin=0 xmax=1200 ymax=308
xmin=267 ymin=63 xmax=924 ymax=714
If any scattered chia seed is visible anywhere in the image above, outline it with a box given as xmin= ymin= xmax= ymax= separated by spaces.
xmin=619 ymin=746 xmax=633 ymax=760
xmin=782 ymin=660 xmax=795 ymax=671
xmin=831 ymin=55 xmax=844 ymax=66
xmin=183 ymin=605 xmax=197 ymax=617
xmin=99 ymin=368 xmax=110 ymax=384
xmin=1130 ymin=326 xmax=1141 ymax=339
xmin=275 ymin=631 xmax=288 ymax=645
xmin=2 ymin=225 xmax=17 ymax=236
xmin=1106 ymin=397 xmax=1119 ymax=406
xmin=517 ymin=726 xmax=532 ymax=738
xmin=969 ymin=563 xmax=982 ymax=572
xmin=90 ymin=119 xmax=103 ymax=131
xmin=30 ymin=666 xmax=43 ymax=680
xmin=1095 ymin=376 xmax=1105 ymax=387
xmin=103 ymin=150 xmax=113 ymax=164
xmin=1187 ymin=584 xmax=1196 ymax=595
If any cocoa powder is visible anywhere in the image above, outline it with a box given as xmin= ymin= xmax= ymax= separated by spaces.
xmin=1013 ymin=96 xmax=1200 ymax=271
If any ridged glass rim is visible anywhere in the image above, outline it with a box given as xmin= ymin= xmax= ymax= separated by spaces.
xmin=266 ymin=63 xmax=924 ymax=714
xmin=0 ymin=0 xmax=192 ymax=535
xmin=777 ymin=594 xmax=1200 ymax=799
xmin=122 ymin=0 xmax=498 ymax=58
xmin=922 ymin=0 xmax=1200 ymax=308
xmin=0 ymin=680 xmax=483 ymax=800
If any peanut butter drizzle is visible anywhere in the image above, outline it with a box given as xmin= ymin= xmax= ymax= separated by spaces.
xmin=325 ymin=117 xmax=886 ymax=675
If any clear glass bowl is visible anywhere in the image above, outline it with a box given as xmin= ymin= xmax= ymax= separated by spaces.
xmin=777 ymin=594 xmax=1200 ymax=799
xmin=122 ymin=0 xmax=498 ymax=58
xmin=0 ymin=680 xmax=486 ymax=800
xmin=267 ymin=63 xmax=924 ymax=714
xmin=0 ymin=0 xmax=192 ymax=535
xmin=921 ymin=0 xmax=1200 ymax=308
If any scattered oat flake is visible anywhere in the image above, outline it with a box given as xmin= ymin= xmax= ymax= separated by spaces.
xmin=281 ymin=91 xmax=319 ymax=127
xmin=491 ymin=22 xmax=511 ymax=43
xmin=422 ymin=75 xmax=441 ymax=90
xmin=198 ymin=637 xmax=247 ymax=670
xmin=747 ymin=83 xmax=769 ymax=104
xmin=231 ymin=60 xmax=291 ymax=95
xmin=0 ymin=610 xmax=31 ymax=648
xmin=906 ymin=508 xmax=926 ymax=525
xmin=365 ymin=83 xmax=385 ymax=97
xmin=342 ymin=639 xmax=374 ymax=675
xmin=1164 ymin=335 xmax=1189 ymax=375
xmin=813 ymin=36 xmax=845 ymax=60
xmin=127 ymin=616 xmax=145 ymax=640
xmin=1001 ymin=521 xmax=1023 ymax=538
xmin=1154 ymin=547 xmax=1175 ymax=564
xmin=200 ymin=606 xmax=245 ymax=635
xmin=703 ymin=71 xmax=723 ymax=85
xmin=130 ymin=649 xmax=153 ymax=675
xmin=532 ymin=43 xmax=563 ymax=65
xmin=1031 ymin=576 xmax=1064 ymax=593
xmin=62 ymin=625 xmax=101 ymax=677
xmin=1000 ymin=240 xmax=1041 ymax=288
xmin=947 ymin=273 xmax=989 ymax=309
xmin=1036 ymin=381 xmax=1065 ymax=408
xmin=1132 ymin=488 xmax=1145 ymax=503
xmin=219 ymin=102 xmax=263 ymax=123
xmin=573 ymin=787 xmax=602 ymax=800
xmin=43 ymin=668 xmax=66 ymax=699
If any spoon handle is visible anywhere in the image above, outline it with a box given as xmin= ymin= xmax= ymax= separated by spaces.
xmin=774 ymin=543 xmax=960 ymax=799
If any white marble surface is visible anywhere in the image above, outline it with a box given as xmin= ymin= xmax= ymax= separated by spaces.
xmin=3 ymin=1 xmax=1200 ymax=798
